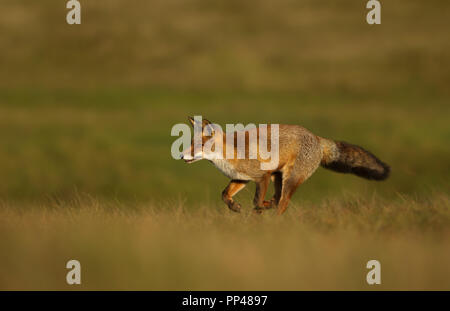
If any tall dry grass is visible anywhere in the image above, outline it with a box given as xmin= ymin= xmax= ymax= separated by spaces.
xmin=1 ymin=193 xmax=448 ymax=290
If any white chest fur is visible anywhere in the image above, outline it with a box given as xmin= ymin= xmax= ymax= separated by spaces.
xmin=210 ymin=159 xmax=252 ymax=181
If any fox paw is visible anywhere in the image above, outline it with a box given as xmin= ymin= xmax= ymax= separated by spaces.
xmin=253 ymin=207 xmax=264 ymax=214
xmin=262 ymin=199 xmax=276 ymax=209
xmin=228 ymin=202 xmax=241 ymax=213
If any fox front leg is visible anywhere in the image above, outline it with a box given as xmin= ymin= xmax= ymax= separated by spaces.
xmin=222 ymin=180 xmax=248 ymax=212
xmin=253 ymin=173 xmax=274 ymax=213
xmin=269 ymin=172 xmax=282 ymax=208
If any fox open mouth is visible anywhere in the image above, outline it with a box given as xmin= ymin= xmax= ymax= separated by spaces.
xmin=184 ymin=158 xmax=201 ymax=164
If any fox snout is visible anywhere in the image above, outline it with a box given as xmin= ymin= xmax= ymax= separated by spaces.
xmin=180 ymin=153 xmax=193 ymax=163
xmin=181 ymin=148 xmax=201 ymax=163
xmin=180 ymin=154 xmax=194 ymax=163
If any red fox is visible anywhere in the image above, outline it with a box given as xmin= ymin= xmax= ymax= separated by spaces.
xmin=181 ymin=117 xmax=390 ymax=215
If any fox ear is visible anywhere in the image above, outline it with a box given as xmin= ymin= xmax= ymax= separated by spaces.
xmin=202 ymin=118 xmax=211 ymax=127
xmin=188 ymin=116 xmax=211 ymax=128
xmin=188 ymin=116 xmax=195 ymax=127
xmin=202 ymin=119 xmax=216 ymax=136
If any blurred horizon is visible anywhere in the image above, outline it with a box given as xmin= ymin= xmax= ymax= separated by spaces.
xmin=0 ymin=0 xmax=449 ymax=205
xmin=1 ymin=0 xmax=449 ymax=94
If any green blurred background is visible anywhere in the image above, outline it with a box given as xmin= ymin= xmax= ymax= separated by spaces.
xmin=1 ymin=0 xmax=449 ymax=206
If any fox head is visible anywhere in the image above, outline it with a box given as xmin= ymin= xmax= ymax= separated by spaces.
xmin=181 ymin=116 xmax=223 ymax=163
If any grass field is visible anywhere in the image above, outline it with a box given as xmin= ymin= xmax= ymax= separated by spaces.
xmin=1 ymin=193 xmax=449 ymax=290
xmin=0 ymin=1 xmax=449 ymax=290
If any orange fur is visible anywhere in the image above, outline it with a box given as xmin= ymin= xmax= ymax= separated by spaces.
xmin=182 ymin=117 xmax=390 ymax=214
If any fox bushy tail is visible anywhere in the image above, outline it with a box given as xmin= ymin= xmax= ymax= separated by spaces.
xmin=320 ymin=138 xmax=390 ymax=181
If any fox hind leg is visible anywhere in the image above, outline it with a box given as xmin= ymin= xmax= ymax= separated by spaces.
xmin=276 ymin=173 xmax=303 ymax=215
xmin=276 ymin=142 xmax=322 ymax=215
xmin=222 ymin=180 xmax=248 ymax=212
xmin=276 ymin=159 xmax=308 ymax=215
